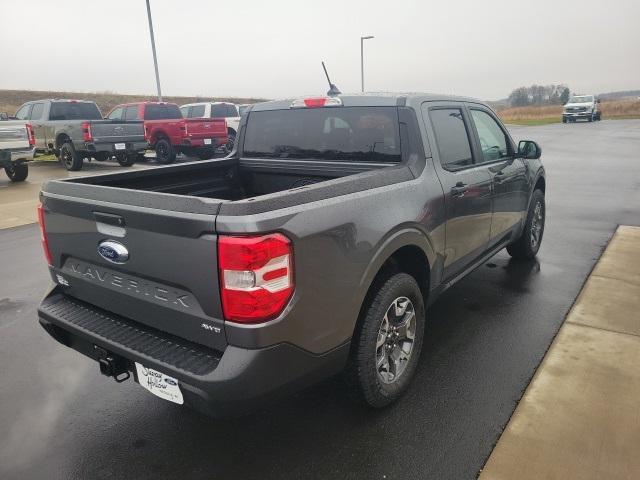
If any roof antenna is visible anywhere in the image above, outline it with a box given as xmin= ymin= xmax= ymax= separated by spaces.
xmin=322 ymin=61 xmax=341 ymax=96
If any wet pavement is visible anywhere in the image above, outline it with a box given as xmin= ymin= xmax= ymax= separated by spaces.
xmin=1 ymin=120 xmax=639 ymax=480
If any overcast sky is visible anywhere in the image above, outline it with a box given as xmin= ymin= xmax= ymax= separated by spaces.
xmin=1 ymin=0 xmax=639 ymax=100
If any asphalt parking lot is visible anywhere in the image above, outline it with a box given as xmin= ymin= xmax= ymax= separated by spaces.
xmin=1 ymin=120 xmax=639 ymax=480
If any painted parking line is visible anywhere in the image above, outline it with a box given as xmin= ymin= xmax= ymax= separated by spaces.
xmin=479 ymin=226 xmax=640 ymax=480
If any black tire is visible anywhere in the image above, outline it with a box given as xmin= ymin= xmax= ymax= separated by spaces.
xmin=588 ymin=114 xmax=593 ymax=122
xmin=224 ymin=131 xmax=236 ymax=154
xmin=344 ymin=272 xmax=425 ymax=408
xmin=562 ymin=117 xmax=567 ymax=124
xmin=507 ymin=189 xmax=545 ymax=260
xmin=59 ymin=142 xmax=83 ymax=171
xmin=116 ymin=154 xmax=136 ymax=167
xmin=5 ymin=163 xmax=28 ymax=182
xmin=154 ymin=138 xmax=176 ymax=164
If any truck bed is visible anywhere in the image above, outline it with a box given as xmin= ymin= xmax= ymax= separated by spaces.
xmin=48 ymin=157 xmax=410 ymax=216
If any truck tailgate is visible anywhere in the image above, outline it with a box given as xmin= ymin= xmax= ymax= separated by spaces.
xmin=40 ymin=185 xmax=227 ymax=352
xmin=184 ymin=118 xmax=227 ymax=140
xmin=90 ymin=120 xmax=145 ymax=144
xmin=0 ymin=122 xmax=30 ymax=150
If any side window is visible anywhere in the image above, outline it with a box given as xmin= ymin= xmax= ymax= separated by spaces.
xmin=107 ymin=107 xmax=123 ymax=120
xmin=427 ymin=107 xmax=473 ymax=170
xmin=469 ymin=109 xmax=509 ymax=163
xmin=30 ymin=103 xmax=44 ymax=120
xmin=15 ymin=104 xmax=31 ymax=120
xmin=124 ymin=105 xmax=139 ymax=121
xmin=189 ymin=105 xmax=206 ymax=118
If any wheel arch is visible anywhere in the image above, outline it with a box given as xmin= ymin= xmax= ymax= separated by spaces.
xmin=55 ymin=133 xmax=71 ymax=147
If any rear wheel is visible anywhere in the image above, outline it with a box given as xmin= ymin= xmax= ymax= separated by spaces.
xmin=224 ymin=131 xmax=236 ymax=154
xmin=59 ymin=142 xmax=83 ymax=171
xmin=155 ymin=138 xmax=176 ymax=164
xmin=507 ymin=189 xmax=545 ymax=260
xmin=345 ymin=273 xmax=425 ymax=408
xmin=5 ymin=163 xmax=28 ymax=182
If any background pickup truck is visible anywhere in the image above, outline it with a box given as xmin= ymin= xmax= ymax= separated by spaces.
xmin=14 ymin=99 xmax=147 ymax=171
xmin=562 ymin=94 xmax=602 ymax=123
xmin=180 ymin=101 xmax=240 ymax=152
xmin=107 ymin=102 xmax=228 ymax=163
xmin=0 ymin=119 xmax=36 ymax=182
xmin=37 ymin=93 xmax=546 ymax=417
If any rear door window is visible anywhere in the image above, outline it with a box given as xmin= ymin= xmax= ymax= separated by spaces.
xmin=49 ymin=102 xmax=102 ymax=120
xmin=427 ymin=107 xmax=473 ymax=170
xmin=243 ymin=106 xmax=401 ymax=163
xmin=469 ymin=109 xmax=509 ymax=163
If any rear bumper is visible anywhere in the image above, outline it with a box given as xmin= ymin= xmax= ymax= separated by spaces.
xmin=0 ymin=146 xmax=36 ymax=166
xmin=38 ymin=291 xmax=349 ymax=417
xmin=181 ymin=137 xmax=225 ymax=148
xmin=82 ymin=141 xmax=149 ymax=154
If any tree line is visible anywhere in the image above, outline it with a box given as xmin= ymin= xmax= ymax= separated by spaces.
xmin=508 ymin=85 xmax=570 ymax=107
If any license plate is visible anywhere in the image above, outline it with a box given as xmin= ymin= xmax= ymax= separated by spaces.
xmin=203 ymin=138 xmax=212 ymax=145
xmin=135 ymin=362 xmax=184 ymax=404
xmin=114 ymin=143 xmax=126 ymax=150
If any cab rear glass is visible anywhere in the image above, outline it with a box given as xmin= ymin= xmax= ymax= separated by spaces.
xmin=242 ymin=106 xmax=401 ymax=163
xmin=49 ymin=102 xmax=102 ymax=121
xmin=144 ymin=104 xmax=182 ymax=120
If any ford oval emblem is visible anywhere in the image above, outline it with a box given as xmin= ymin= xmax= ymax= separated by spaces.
xmin=164 ymin=378 xmax=177 ymax=386
xmin=98 ymin=240 xmax=129 ymax=264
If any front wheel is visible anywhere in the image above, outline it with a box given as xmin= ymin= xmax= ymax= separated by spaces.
xmin=224 ymin=132 xmax=236 ymax=154
xmin=116 ymin=154 xmax=136 ymax=167
xmin=344 ymin=273 xmax=425 ymax=408
xmin=507 ymin=189 xmax=545 ymax=260
xmin=5 ymin=163 xmax=29 ymax=182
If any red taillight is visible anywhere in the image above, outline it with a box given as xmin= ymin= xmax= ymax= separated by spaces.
xmin=26 ymin=123 xmax=35 ymax=146
xmin=81 ymin=121 xmax=92 ymax=142
xmin=37 ymin=203 xmax=53 ymax=266
xmin=218 ymin=233 xmax=294 ymax=323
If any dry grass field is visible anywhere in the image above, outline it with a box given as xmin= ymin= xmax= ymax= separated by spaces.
xmin=497 ymin=99 xmax=640 ymax=125
xmin=0 ymin=89 xmax=266 ymax=116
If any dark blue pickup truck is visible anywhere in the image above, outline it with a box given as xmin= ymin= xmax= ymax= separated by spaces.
xmin=36 ymin=93 xmax=545 ymax=416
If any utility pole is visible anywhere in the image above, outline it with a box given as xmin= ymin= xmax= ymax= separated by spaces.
xmin=360 ymin=35 xmax=374 ymax=92
xmin=145 ymin=0 xmax=162 ymax=101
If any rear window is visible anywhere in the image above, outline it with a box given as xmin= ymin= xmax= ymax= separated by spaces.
xmin=211 ymin=104 xmax=228 ymax=118
xmin=49 ymin=102 xmax=102 ymax=120
xmin=144 ymin=104 xmax=182 ymax=120
xmin=242 ymin=106 xmax=401 ymax=163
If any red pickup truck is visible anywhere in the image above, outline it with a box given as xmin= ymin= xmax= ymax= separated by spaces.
xmin=107 ymin=102 xmax=227 ymax=163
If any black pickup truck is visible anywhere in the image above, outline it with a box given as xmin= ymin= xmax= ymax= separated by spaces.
xmin=14 ymin=99 xmax=147 ymax=170
xmin=37 ymin=93 xmax=546 ymax=416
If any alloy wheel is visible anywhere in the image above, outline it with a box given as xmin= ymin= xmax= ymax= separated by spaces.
xmin=376 ymin=297 xmax=416 ymax=384
xmin=530 ymin=201 xmax=544 ymax=249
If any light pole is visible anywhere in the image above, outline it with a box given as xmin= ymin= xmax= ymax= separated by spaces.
xmin=145 ymin=0 xmax=162 ymax=101
xmin=360 ymin=35 xmax=374 ymax=93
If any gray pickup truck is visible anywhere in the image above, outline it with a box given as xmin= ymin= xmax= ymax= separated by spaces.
xmin=14 ymin=99 xmax=147 ymax=171
xmin=0 ymin=119 xmax=36 ymax=181
xmin=37 ymin=93 xmax=546 ymax=416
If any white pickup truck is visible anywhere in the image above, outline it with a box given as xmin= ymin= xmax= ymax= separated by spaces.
xmin=562 ymin=95 xmax=602 ymax=123
xmin=0 ymin=119 xmax=36 ymax=182
xmin=180 ymin=102 xmax=240 ymax=152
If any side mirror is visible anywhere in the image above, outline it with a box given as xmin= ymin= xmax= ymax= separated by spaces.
xmin=517 ymin=140 xmax=541 ymax=160
xmin=0 ymin=112 xmax=8 ymax=120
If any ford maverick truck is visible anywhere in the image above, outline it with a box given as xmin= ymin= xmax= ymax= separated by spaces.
xmin=14 ymin=99 xmax=147 ymax=170
xmin=37 ymin=94 xmax=546 ymax=416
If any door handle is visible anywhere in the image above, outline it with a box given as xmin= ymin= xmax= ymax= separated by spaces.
xmin=451 ymin=182 xmax=468 ymax=197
